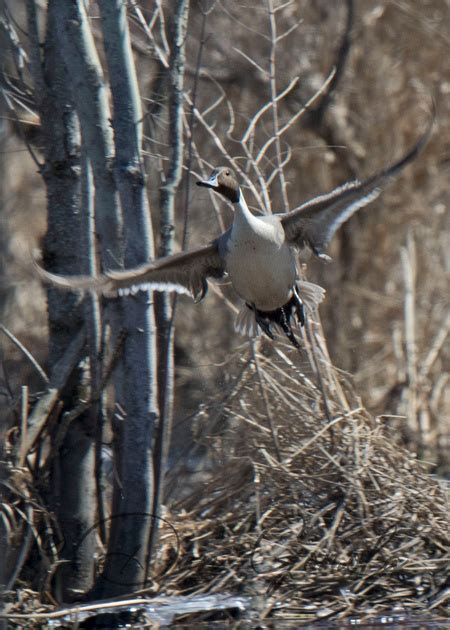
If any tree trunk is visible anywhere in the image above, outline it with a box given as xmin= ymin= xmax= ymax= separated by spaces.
xmin=152 ymin=0 xmax=190 ymax=562
xmin=94 ymin=0 xmax=159 ymax=596
xmin=25 ymin=0 xmax=97 ymax=599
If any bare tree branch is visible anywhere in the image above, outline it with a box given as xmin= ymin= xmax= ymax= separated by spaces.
xmin=151 ymin=0 xmax=190 ymax=572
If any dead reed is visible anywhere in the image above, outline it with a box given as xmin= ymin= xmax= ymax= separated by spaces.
xmin=162 ymin=324 xmax=449 ymax=623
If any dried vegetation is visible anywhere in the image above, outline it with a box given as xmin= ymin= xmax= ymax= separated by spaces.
xmin=164 ymin=331 xmax=449 ymax=622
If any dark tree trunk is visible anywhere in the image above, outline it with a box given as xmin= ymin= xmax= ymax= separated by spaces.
xmin=25 ymin=0 xmax=97 ymax=598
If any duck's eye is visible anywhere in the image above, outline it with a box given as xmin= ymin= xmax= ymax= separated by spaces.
xmin=225 ymin=169 xmax=230 ymax=176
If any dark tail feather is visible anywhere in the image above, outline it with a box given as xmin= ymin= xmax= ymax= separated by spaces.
xmin=277 ymin=309 xmax=301 ymax=349
xmin=249 ymin=290 xmax=305 ymax=349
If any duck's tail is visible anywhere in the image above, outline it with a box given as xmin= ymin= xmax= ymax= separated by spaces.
xmin=234 ymin=280 xmax=325 ymax=348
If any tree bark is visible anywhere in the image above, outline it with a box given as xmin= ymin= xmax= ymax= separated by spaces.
xmin=152 ymin=0 xmax=190 ymax=562
xmin=95 ymin=0 xmax=159 ymax=596
xmin=25 ymin=0 xmax=97 ymax=599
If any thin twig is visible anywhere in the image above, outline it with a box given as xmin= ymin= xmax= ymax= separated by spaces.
xmin=18 ymin=329 xmax=86 ymax=464
xmin=0 ymin=324 xmax=49 ymax=385
xmin=267 ymin=0 xmax=289 ymax=211
xmin=401 ymin=230 xmax=418 ymax=437
xmin=251 ymin=341 xmax=282 ymax=461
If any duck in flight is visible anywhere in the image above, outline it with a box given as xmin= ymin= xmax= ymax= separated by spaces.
xmin=36 ymin=121 xmax=432 ymax=349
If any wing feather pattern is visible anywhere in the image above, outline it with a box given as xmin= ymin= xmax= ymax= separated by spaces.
xmin=281 ymin=115 xmax=433 ymax=258
xmin=35 ymin=240 xmax=225 ymax=302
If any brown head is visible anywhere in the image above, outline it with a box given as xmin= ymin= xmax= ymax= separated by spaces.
xmin=196 ymin=167 xmax=240 ymax=204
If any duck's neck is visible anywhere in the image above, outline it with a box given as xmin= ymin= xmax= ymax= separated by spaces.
xmin=234 ymin=189 xmax=256 ymax=227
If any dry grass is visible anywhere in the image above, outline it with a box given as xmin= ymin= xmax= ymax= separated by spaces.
xmin=2 ymin=321 xmax=448 ymax=626
xmin=1 ymin=0 xmax=449 ymax=463
xmin=161 ymin=327 xmax=448 ymax=623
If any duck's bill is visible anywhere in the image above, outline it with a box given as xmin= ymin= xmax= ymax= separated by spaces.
xmin=196 ymin=172 xmax=219 ymax=189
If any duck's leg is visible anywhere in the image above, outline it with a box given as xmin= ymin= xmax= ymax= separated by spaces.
xmin=293 ymin=285 xmax=305 ymax=327
xmin=250 ymin=304 xmax=274 ymax=340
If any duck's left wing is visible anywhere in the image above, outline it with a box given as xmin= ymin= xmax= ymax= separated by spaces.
xmin=281 ymin=119 xmax=432 ymax=259
xmin=35 ymin=239 xmax=226 ymax=302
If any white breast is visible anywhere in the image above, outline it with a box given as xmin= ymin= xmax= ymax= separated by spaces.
xmin=225 ymin=212 xmax=297 ymax=311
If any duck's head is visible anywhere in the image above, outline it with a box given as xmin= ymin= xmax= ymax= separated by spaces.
xmin=197 ymin=167 xmax=240 ymax=204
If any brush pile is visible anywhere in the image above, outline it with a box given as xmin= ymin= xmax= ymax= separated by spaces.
xmin=164 ymin=329 xmax=449 ymax=624
xmin=1 ymin=325 xmax=448 ymax=626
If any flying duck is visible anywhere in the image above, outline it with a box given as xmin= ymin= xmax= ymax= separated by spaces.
xmin=36 ymin=122 xmax=431 ymax=349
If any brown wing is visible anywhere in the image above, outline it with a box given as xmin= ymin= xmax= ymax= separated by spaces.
xmin=35 ymin=240 xmax=226 ymax=302
xmin=281 ymin=115 xmax=433 ymax=259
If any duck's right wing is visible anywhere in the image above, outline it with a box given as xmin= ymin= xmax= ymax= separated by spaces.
xmin=35 ymin=239 xmax=226 ymax=302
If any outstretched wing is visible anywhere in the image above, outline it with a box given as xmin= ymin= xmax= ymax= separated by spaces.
xmin=35 ymin=239 xmax=226 ymax=302
xmin=281 ymin=116 xmax=433 ymax=259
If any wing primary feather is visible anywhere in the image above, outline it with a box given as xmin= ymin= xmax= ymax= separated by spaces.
xmin=322 ymin=186 xmax=381 ymax=245
xmin=281 ymin=111 xmax=434 ymax=254
xmin=34 ymin=240 xmax=224 ymax=301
